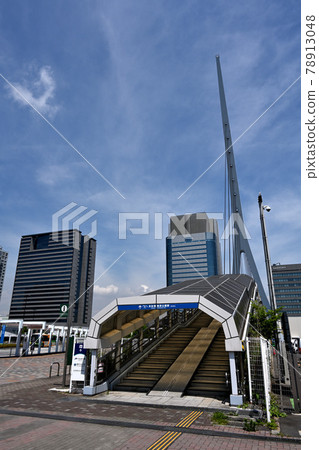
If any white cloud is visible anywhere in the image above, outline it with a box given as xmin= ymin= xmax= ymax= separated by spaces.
xmin=8 ymin=66 xmax=59 ymax=117
xmin=36 ymin=164 xmax=73 ymax=186
xmin=140 ymin=284 xmax=150 ymax=293
xmin=94 ymin=284 xmax=119 ymax=295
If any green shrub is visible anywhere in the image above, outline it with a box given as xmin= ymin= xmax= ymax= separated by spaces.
xmin=211 ymin=411 xmax=228 ymax=425
xmin=266 ymin=419 xmax=278 ymax=430
xmin=269 ymin=393 xmax=286 ymax=418
xmin=243 ymin=419 xmax=256 ymax=432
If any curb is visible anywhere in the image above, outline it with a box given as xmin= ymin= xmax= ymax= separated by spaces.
xmin=0 ymin=408 xmax=301 ymax=444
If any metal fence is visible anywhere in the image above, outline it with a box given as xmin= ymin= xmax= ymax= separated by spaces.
xmin=270 ymin=345 xmax=301 ymax=413
xmin=246 ymin=337 xmax=301 ymax=418
xmin=246 ymin=337 xmax=271 ymax=421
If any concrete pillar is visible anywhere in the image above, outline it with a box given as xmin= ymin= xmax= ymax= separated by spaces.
xmin=90 ymin=350 xmax=97 ymax=387
xmin=24 ymin=328 xmax=32 ymax=356
xmin=229 ymin=351 xmax=243 ymax=406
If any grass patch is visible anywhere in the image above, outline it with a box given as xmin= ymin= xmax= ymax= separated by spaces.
xmin=211 ymin=411 xmax=229 ymax=425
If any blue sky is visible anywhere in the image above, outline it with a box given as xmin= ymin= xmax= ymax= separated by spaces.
xmin=0 ymin=0 xmax=300 ymax=316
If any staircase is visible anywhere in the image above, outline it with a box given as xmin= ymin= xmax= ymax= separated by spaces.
xmin=114 ymin=313 xmax=212 ymax=392
xmin=185 ymin=327 xmax=230 ymax=399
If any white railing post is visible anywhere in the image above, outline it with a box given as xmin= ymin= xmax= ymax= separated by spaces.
xmin=261 ymin=337 xmax=271 ymax=422
xmin=246 ymin=337 xmax=253 ymax=403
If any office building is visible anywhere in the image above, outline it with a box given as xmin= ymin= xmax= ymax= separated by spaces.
xmin=9 ymin=230 xmax=96 ymax=326
xmin=272 ymin=263 xmax=301 ymax=316
xmin=0 ymin=246 xmax=8 ymax=302
xmin=166 ymin=213 xmax=222 ymax=285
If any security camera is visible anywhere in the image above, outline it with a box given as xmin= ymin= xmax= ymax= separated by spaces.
xmin=263 ymin=205 xmax=271 ymax=212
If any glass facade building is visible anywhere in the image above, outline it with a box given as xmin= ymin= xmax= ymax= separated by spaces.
xmin=272 ymin=263 xmax=301 ymax=316
xmin=0 ymin=246 xmax=8 ymax=302
xmin=9 ymin=230 xmax=96 ymax=326
xmin=166 ymin=213 xmax=222 ymax=286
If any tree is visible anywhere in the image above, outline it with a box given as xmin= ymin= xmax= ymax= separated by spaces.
xmin=248 ymin=300 xmax=282 ymax=341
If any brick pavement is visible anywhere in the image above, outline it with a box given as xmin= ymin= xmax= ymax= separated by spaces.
xmin=0 ymin=413 xmax=161 ymax=450
xmin=0 ymin=413 xmax=301 ymax=450
xmin=0 ymin=356 xmax=301 ymax=449
xmin=0 ymin=354 xmax=65 ymax=384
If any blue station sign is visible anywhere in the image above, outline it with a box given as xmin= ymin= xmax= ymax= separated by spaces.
xmin=118 ymin=302 xmax=198 ymax=311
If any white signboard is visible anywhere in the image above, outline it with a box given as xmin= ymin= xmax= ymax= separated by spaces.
xmin=70 ymin=338 xmax=87 ymax=384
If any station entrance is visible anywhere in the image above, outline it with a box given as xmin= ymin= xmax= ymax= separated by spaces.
xmin=83 ymin=274 xmax=258 ymax=406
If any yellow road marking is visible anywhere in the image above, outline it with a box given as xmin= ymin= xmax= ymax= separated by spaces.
xmin=175 ymin=410 xmax=198 ymax=427
xmin=147 ymin=410 xmax=202 ymax=449
xmin=147 ymin=431 xmax=182 ymax=450
xmin=147 ymin=432 xmax=173 ymax=450
xmin=176 ymin=410 xmax=203 ymax=428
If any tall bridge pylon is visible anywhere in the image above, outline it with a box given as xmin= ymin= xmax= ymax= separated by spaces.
xmin=216 ymin=55 xmax=269 ymax=307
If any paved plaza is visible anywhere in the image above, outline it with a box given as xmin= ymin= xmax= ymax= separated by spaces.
xmin=0 ymin=355 xmax=301 ymax=449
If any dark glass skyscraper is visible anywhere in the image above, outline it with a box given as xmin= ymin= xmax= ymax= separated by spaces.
xmin=9 ymin=230 xmax=96 ymax=326
xmin=272 ymin=263 xmax=301 ymax=316
xmin=166 ymin=213 xmax=222 ymax=286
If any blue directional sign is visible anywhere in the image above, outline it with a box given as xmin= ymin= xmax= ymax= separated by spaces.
xmin=118 ymin=302 xmax=198 ymax=311
xmin=0 ymin=325 xmax=6 ymax=344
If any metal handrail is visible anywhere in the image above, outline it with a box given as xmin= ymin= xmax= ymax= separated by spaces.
xmin=49 ymin=361 xmax=60 ymax=378
xmin=95 ymin=308 xmax=199 ymax=385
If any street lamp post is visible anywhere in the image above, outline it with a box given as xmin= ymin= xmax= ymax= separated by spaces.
xmin=258 ymin=193 xmax=277 ymax=311
xmin=258 ymin=193 xmax=290 ymax=386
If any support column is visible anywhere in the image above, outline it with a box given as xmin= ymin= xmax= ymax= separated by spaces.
xmin=62 ymin=328 xmax=66 ymax=352
xmin=90 ymin=349 xmax=97 ymax=387
xmin=38 ymin=328 xmax=43 ymax=354
xmin=24 ymin=328 xmax=31 ymax=356
xmin=15 ymin=321 xmax=23 ymax=357
xmin=55 ymin=329 xmax=61 ymax=352
xmin=48 ymin=327 xmax=53 ymax=353
xmin=229 ymin=351 xmax=243 ymax=406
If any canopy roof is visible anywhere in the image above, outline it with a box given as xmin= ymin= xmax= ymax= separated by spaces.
xmin=85 ymin=274 xmax=257 ymax=352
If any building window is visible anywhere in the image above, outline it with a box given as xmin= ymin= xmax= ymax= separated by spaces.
xmin=32 ymin=234 xmax=50 ymax=250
